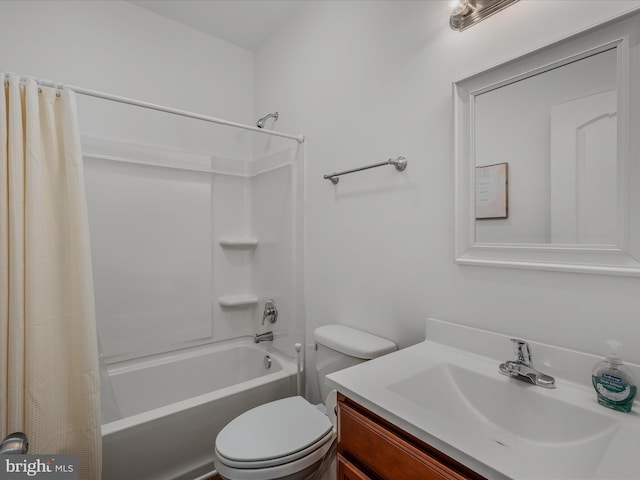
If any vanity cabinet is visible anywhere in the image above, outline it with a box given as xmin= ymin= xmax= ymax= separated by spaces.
xmin=337 ymin=393 xmax=485 ymax=480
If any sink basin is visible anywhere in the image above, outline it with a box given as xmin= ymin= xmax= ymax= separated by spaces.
xmin=387 ymin=362 xmax=625 ymax=478
xmin=388 ymin=363 xmax=615 ymax=446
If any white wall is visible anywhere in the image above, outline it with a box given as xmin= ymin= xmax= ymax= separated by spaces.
xmin=0 ymin=0 xmax=255 ymax=158
xmin=0 ymin=1 xmax=302 ymax=363
xmin=253 ymin=0 xmax=640 ymax=401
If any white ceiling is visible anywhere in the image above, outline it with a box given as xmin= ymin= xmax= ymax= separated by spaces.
xmin=129 ymin=0 xmax=304 ymax=51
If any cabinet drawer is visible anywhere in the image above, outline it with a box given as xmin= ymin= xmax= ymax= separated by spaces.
xmin=337 ymin=453 xmax=372 ymax=480
xmin=338 ymin=400 xmax=472 ymax=480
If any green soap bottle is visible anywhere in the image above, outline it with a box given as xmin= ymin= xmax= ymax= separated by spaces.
xmin=592 ymin=340 xmax=637 ymax=413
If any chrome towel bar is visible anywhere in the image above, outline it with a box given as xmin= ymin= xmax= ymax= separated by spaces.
xmin=324 ymin=156 xmax=407 ymax=184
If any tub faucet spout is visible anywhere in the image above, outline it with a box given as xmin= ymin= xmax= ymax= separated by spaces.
xmin=255 ymin=331 xmax=274 ymax=343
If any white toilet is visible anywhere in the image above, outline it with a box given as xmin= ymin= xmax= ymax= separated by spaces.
xmin=213 ymin=324 xmax=397 ymax=480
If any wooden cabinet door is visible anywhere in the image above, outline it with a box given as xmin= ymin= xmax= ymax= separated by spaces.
xmin=338 ymin=395 xmax=485 ymax=480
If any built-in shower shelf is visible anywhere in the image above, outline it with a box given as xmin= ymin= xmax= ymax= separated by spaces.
xmin=218 ymin=295 xmax=259 ymax=308
xmin=218 ymin=237 xmax=258 ymax=248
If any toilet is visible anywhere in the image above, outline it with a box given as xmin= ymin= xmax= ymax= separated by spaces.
xmin=213 ymin=324 xmax=397 ymax=480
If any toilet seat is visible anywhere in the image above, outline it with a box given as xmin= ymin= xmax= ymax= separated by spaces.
xmin=215 ymin=435 xmax=334 ymax=480
xmin=214 ymin=396 xmax=336 ymax=479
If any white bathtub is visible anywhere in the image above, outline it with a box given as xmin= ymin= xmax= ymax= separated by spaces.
xmin=101 ymin=337 xmax=297 ymax=480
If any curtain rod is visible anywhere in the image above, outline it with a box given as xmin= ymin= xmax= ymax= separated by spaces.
xmin=5 ymin=74 xmax=304 ymax=144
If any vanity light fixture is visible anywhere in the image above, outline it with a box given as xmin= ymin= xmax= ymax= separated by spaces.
xmin=449 ymin=0 xmax=519 ymax=31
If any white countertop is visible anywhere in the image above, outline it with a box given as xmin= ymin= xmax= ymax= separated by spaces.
xmin=326 ymin=318 xmax=640 ymax=480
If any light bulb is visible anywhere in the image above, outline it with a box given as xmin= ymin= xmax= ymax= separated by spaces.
xmin=450 ymin=0 xmax=475 ymax=16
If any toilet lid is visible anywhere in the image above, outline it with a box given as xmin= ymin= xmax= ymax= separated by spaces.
xmin=216 ymin=396 xmax=333 ymax=463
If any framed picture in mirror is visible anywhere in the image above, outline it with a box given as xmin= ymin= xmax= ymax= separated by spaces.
xmin=475 ymin=163 xmax=508 ymax=220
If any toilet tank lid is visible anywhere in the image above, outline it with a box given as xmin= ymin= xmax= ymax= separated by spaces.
xmin=313 ymin=325 xmax=396 ymax=359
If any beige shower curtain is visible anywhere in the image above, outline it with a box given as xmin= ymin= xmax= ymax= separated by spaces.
xmin=0 ymin=74 xmax=101 ymax=479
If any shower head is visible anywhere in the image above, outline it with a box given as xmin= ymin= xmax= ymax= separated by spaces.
xmin=256 ymin=112 xmax=278 ymax=128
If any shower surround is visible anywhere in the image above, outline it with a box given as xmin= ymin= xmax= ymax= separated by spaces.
xmin=82 ymin=135 xmax=304 ymax=479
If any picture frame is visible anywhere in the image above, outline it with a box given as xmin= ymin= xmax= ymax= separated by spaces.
xmin=475 ymin=162 xmax=508 ymax=219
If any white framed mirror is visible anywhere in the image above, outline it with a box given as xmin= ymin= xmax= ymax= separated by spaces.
xmin=454 ymin=10 xmax=640 ymax=276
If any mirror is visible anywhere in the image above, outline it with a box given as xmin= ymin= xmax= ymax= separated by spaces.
xmin=454 ymin=11 xmax=640 ymax=275
xmin=475 ymin=49 xmax=617 ymax=244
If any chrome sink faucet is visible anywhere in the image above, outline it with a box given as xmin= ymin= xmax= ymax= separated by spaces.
xmin=499 ymin=339 xmax=556 ymax=389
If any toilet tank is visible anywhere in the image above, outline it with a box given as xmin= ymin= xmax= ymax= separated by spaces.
xmin=314 ymin=324 xmax=396 ymax=400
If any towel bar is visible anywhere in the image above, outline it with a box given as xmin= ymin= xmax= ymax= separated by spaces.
xmin=324 ymin=156 xmax=407 ymax=184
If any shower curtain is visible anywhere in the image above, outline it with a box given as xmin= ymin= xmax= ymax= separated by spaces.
xmin=0 ymin=74 xmax=101 ymax=479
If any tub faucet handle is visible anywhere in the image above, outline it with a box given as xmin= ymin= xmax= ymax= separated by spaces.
xmin=262 ymin=299 xmax=278 ymax=325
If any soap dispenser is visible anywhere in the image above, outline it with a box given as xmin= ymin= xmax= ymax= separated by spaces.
xmin=592 ymin=340 xmax=637 ymax=412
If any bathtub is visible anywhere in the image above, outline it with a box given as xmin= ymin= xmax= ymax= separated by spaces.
xmin=101 ymin=337 xmax=297 ymax=480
